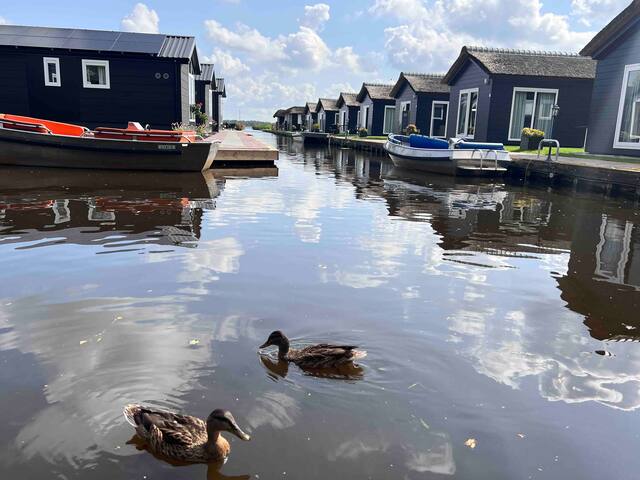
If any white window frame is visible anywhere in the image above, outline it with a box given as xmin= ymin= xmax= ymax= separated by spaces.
xmin=614 ymin=63 xmax=640 ymax=149
xmin=399 ymin=101 xmax=411 ymax=123
xmin=341 ymin=110 xmax=347 ymax=131
xmin=383 ymin=105 xmax=396 ymax=134
xmin=356 ymin=109 xmax=361 ymax=128
xmin=430 ymin=100 xmax=449 ymax=138
xmin=507 ymin=87 xmax=559 ymax=141
xmin=456 ymin=88 xmax=479 ymax=138
xmin=82 ymin=59 xmax=110 ymax=89
xmin=362 ymin=105 xmax=370 ymax=129
xmin=188 ymin=73 xmax=196 ymax=121
xmin=43 ymin=57 xmax=61 ymax=87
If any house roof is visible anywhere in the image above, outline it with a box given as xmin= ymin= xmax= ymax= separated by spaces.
xmin=443 ymin=46 xmax=596 ymax=84
xmin=304 ymin=102 xmax=318 ymax=114
xmin=0 ymin=24 xmax=198 ymax=59
xmin=286 ymin=106 xmax=306 ymax=114
xmin=356 ymin=83 xmax=394 ymax=102
xmin=214 ymin=78 xmax=226 ymax=97
xmin=195 ymin=63 xmax=215 ymax=82
xmin=317 ymin=98 xmax=339 ymax=112
xmin=390 ymin=73 xmax=449 ymax=97
xmin=336 ymin=92 xmax=359 ymax=108
xmin=580 ymin=0 xmax=640 ymax=58
xmin=273 ymin=109 xmax=286 ymax=118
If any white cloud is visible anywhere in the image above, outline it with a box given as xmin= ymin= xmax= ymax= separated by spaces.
xmin=204 ymin=48 xmax=250 ymax=77
xmin=571 ymin=0 xmax=628 ymax=27
xmin=121 ymin=3 xmax=159 ymax=34
xmin=204 ymin=19 xmax=286 ymax=61
xmin=301 ymin=3 xmax=331 ymax=31
xmin=334 ymin=46 xmax=362 ymax=73
xmin=0 ymin=16 xmax=8 ymax=25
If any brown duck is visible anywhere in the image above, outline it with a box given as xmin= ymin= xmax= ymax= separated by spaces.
xmin=259 ymin=330 xmax=367 ymax=369
xmin=123 ymin=404 xmax=250 ymax=463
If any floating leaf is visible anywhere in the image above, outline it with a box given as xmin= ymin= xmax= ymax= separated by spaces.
xmin=189 ymin=339 xmax=200 ymax=346
xmin=419 ymin=418 xmax=430 ymax=430
xmin=516 ymin=433 xmax=525 ymax=438
xmin=464 ymin=438 xmax=477 ymax=449
xmin=79 ymin=340 xmax=88 ymax=345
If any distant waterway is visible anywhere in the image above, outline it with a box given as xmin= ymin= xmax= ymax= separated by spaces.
xmin=0 ymin=130 xmax=639 ymax=479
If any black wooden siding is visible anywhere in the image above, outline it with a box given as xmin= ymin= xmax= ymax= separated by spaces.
xmin=319 ymin=107 xmax=338 ymax=132
xmin=211 ymin=92 xmax=222 ymax=131
xmin=586 ymin=20 xmax=640 ymax=156
xmin=359 ymin=94 xmax=395 ymax=136
xmin=195 ymin=80 xmax=212 ymax=123
xmin=394 ymin=82 xmax=449 ymax=135
xmin=339 ymin=105 xmax=359 ymax=133
xmin=0 ymin=48 xmax=188 ymax=129
xmin=447 ymin=59 xmax=593 ymax=147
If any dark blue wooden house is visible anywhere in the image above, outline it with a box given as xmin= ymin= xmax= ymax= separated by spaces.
xmin=285 ymin=106 xmax=305 ymax=131
xmin=316 ymin=98 xmax=339 ymax=133
xmin=390 ymin=73 xmax=449 ymax=136
xmin=304 ymin=102 xmax=318 ymax=130
xmin=195 ymin=63 xmax=215 ymax=128
xmin=0 ymin=25 xmax=202 ymax=129
xmin=211 ymin=77 xmax=225 ymax=131
xmin=581 ymin=0 xmax=640 ymax=156
xmin=336 ymin=92 xmax=359 ymax=133
xmin=442 ymin=46 xmax=596 ymax=147
xmin=273 ymin=109 xmax=286 ymax=130
xmin=355 ymin=83 xmax=395 ymax=136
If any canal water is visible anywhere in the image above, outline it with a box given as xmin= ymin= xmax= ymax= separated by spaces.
xmin=1 ymin=130 xmax=639 ymax=480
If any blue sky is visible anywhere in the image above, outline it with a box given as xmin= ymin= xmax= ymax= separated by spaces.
xmin=0 ymin=0 xmax=630 ymax=120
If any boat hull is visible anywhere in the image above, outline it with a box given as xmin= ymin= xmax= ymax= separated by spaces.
xmin=0 ymin=128 xmax=219 ymax=171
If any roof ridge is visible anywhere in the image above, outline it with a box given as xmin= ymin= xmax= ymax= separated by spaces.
xmin=466 ymin=45 xmax=581 ymax=57
xmin=403 ymin=72 xmax=445 ymax=77
xmin=364 ymin=82 xmax=394 ymax=86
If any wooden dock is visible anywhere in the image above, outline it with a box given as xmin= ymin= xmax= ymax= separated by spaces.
xmin=209 ymin=130 xmax=278 ymax=167
xmin=509 ymin=152 xmax=640 ymax=196
xmin=328 ymin=135 xmax=386 ymax=154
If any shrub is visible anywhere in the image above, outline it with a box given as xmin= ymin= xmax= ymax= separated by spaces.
xmin=405 ymin=124 xmax=419 ymax=135
xmin=358 ymin=127 xmax=368 ymax=138
xmin=234 ymin=122 xmax=245 ymax=131
xmin=522 ymin=127 xmax=545 ymax=138
xmin=311 ymin=123 xmax=320 ymax=132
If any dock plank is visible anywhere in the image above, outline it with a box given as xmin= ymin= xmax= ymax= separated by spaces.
xmin=208 ymin=130 xmax=278 ymax=166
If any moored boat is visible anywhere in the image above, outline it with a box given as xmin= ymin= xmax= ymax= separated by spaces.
xmin=384 ymin=134 xmax=510 ymax=176
xmin=0 ymin=114 xmax=220 ymax=171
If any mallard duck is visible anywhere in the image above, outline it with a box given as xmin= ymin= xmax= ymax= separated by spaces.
xmin=259 ymin=330 xmax=367 ymax=369
xmin=123 ymin=404 xmax=250 ymax=463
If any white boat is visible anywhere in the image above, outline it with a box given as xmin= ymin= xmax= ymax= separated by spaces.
xmin=291 ymin=132 xmax=304 ymax=142
xmin=384 ymin=134 xmax=510 ymax=176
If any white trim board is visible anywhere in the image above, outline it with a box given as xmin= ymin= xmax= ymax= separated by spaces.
xmin=430 ymin=100 xmax=449 ymax=138
xmin=82 ymin=59 xmax=110 ymax=89
xmin=43 ymin=57 xmax=61 ymax=87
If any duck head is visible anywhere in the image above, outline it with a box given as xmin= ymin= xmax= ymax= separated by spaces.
xmin=207 ymin=409 xmax=251 ymax=441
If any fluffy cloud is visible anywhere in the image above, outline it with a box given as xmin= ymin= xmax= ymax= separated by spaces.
xmin=121 ymin=3 xmax=160 ymax=34
xmin=571 ymin=0 xmax=628 ymax=26
xmin=370 ymin=0 xmax=601 ymax=71
xmin=204 ymin=48 xmax=250 ymax=76
xmin=301 ymin=3 xmax=331 ymax=31
xmin=204 ymin=20 xmax=286 ymax=61
xmin=0 ymin=16 xmax=8 ymax=25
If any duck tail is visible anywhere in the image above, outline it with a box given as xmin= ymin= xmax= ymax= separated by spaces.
xmin=123 ymin=404 xmax=142 ymax=427
xmin=351 ymin=349 xmax=367 ymax=361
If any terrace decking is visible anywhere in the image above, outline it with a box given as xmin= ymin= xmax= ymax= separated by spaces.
xmin=209 ymin=130 xmax=278 ymax=167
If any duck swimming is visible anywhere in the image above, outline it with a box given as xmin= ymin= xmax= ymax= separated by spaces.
xmin=123 ymin=404 xmax=250 ymax=463
xmin=259 ymin=330 xmax=367 ymax=369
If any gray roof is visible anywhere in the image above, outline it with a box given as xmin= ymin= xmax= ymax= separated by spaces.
xmin=356 ymin=83 xmax=394 ymax=102
xmin=0 ymin=25 xmax=197 ymax=59
xmin=286 ymin=106 xmax=306 ymax=114
xmin=336 ymin=92 xmax=359 ymax=108
xmin=273 ymin=109 xmax=286 ymax=118
xmin=444 ymin=46 xmax=596 ymax=83
xmin=581 ymin=0 xmax=640 ymax=58
xmin=317 ymin=98 xmax=339 ymax=112
xmin=390 ymin=73 xmax=449 ymax=97
xmin=214 ymin=78 xmax=226 ymax=97
xmin=304 ymin=102 xmax=318 ymax=114
xmin=195 ymin=63 xmax=215 ymax=82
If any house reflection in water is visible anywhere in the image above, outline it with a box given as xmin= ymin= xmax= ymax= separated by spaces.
xmin=0 ymin=169 xmax=224 ymax=250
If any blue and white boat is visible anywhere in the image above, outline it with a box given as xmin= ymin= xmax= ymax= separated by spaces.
xmin=384 ymin=134 xmax=510 ymax=176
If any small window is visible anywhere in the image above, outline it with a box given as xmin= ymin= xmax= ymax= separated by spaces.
xmin=189 ymin=73 xmax=196 ymax=121
xmin=43 ymin=57 xmax=61 ymax=87
xmin=82 ymin=60 xmax=110 ymax=89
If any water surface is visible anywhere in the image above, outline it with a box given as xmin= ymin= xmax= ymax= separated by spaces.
xmin=1 ymin=131 xmax=639 ymax=479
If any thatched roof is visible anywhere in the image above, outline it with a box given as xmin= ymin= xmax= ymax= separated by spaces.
xmin=317 ymin=98 xmax=339 ymax=112
xmin=336 ymin=92 xmax=359 ymax=108
xmin=581 ymin=0 xmax=640 ymax=58
xmin=304 ymin=102 xmax=318 ymax=114
xmin=443 ymin=46 xmax=596 ymax=84
xmin=286 ymin=106 xmax=306 ymax=115
xmin=356 ymin=83 xmax=394 ymax=102
xmin=273 ymin=109 xmax=286 ymax=118
xmin=390 ymin=73 xmax=449 ymax=97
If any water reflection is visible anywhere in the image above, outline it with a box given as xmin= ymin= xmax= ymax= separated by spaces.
xmin=259 ymin=354 xmax=364 ymax=381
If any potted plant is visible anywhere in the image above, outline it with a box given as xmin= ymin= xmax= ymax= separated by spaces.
xmin=311 ymin=123 xmax=320 ymax=132
xmin=520 ymin=128 xmax=545 ymax=150
xmin=405 ymin=124 xmax=419 ymax=135
xmin=358 ymin=127 xmax=368 ymax=138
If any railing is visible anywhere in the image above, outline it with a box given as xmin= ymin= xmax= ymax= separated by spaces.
xmin=468 ymin=148 xmax=499 ymax=170
xmin=537 ymin=139 xmax=560 ymax=162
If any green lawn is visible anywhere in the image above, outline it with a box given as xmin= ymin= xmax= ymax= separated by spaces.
xmin=505 ymin=145 xmax=585 ymax=155
xmin=506 ymin=145 xmax=640 ymax=164
xmin=335 ymin=134 xmax=388 ymax=141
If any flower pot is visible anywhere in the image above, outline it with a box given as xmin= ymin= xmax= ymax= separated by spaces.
xmin=520 ymin=135 xmax=544 ymax=151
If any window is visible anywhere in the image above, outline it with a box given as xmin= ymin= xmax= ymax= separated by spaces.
xmin=335 ymin=112 xmax=340 ymax=126
xmin=508 ymin=88 xmax=558 ymax=141
xmin=43 ymin=57 xmax=61 ymax=87
xmin=399 ymin=101 xmax=411 ymax=131
xmin=82 ymin=60 xmax=110 ymax=89
xmin=383 ymin=105 xmax=396 ymax=134
xmin=361 ymin=106 xmax=370 ymax=129
xmin=340 ymin=111 xmax=347 ymax=132
xmin=188 ymin=73 xmax=196 ymax=121
xmin=614 ymin=63 xmax=640 ymax=149
xmin=356 ymin=109 xmax=360 ymax=128
xmin=430 ymin=101 xmax=449 ymax=138
xmin=456 ymin=88 xmax=478 ymax=138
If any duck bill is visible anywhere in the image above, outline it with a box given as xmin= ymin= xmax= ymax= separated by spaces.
xmin=259 ymin=341 xmax=270 ymax=349
xmin=230 ymin=422 xmax=251 ymax=441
